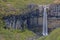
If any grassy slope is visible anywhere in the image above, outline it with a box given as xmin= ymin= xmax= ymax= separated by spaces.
xmin=37 ymin=36 xmax=47 ymax=40
xmin=0 ymin=0 xmax=54 ymax=16
xmin=37 ymin=28 xmax=60 ymax=40
xmin=45 ymin=28 xmax=60 ymax=40
xmin=1 ymin=0 xmax=53 ymax=5
xmin=0 ymin=0 xmax=54 ymax=9
xmin=0 ymin=29 xmax=35 ymax=40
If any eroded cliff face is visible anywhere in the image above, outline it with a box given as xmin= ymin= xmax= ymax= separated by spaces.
xmin=3 ymin=4 xmax=60 ymax=34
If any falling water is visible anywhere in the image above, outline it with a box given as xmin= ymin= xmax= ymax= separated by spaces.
xmin=43 ymin=5 xmax=48 ymax=36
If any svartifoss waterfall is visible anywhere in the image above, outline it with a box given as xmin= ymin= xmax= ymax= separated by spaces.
xmin=3 ymin=4 xmax=51 ymax=36
xmin=3 ymin=4 xmax=60 ymax=37
xmin=43 ymin=5 xmax=48 ymax=36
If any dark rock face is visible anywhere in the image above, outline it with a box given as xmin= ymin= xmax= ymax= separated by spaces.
xmin=3 ymin=14 xmax=27 ymax=30
xmin=3 ymin=8 xmax=42 ymax=29
xmin=48 ymin=4 xmax=60 ymax=17
xmin=48 ymin=4 xmax=60 ymax=28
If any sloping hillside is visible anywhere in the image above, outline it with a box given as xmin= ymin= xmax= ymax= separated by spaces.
xmin=45 ymin=28 xmax=60 ymax=40
xmin=0 ymin=0 xmax=54 ymax=16
xmin=38 ymin=28 xmax=60 ymax=40
xmin=0 ymin=29 xmax=35 ymax=40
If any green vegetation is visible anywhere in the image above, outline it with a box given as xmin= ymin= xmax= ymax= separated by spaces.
xmin=37 ymin=36 xmax=47 ymax=40
xmin=0 ymin=28 xmax=35 ymax=40
xmin=0 ymin=0 xmax=54 ymax=16
xmin=37 ymin=28 xmax=60 ymax=40
xmin=45 ymin=28 xmax=60 ymax=40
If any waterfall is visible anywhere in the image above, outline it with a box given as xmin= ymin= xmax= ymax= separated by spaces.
xmin=43 ymin=5 xmax=48 ymax=36
xmin=4 ymin=5 xmax=49 ymax=36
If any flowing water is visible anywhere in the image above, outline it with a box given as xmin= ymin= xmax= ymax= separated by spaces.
xmin=43 ymin=5 xmax=48 ymax=36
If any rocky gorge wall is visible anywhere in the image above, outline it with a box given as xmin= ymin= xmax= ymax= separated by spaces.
xmin=3 ymin=4 xmax=60 ymax=34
